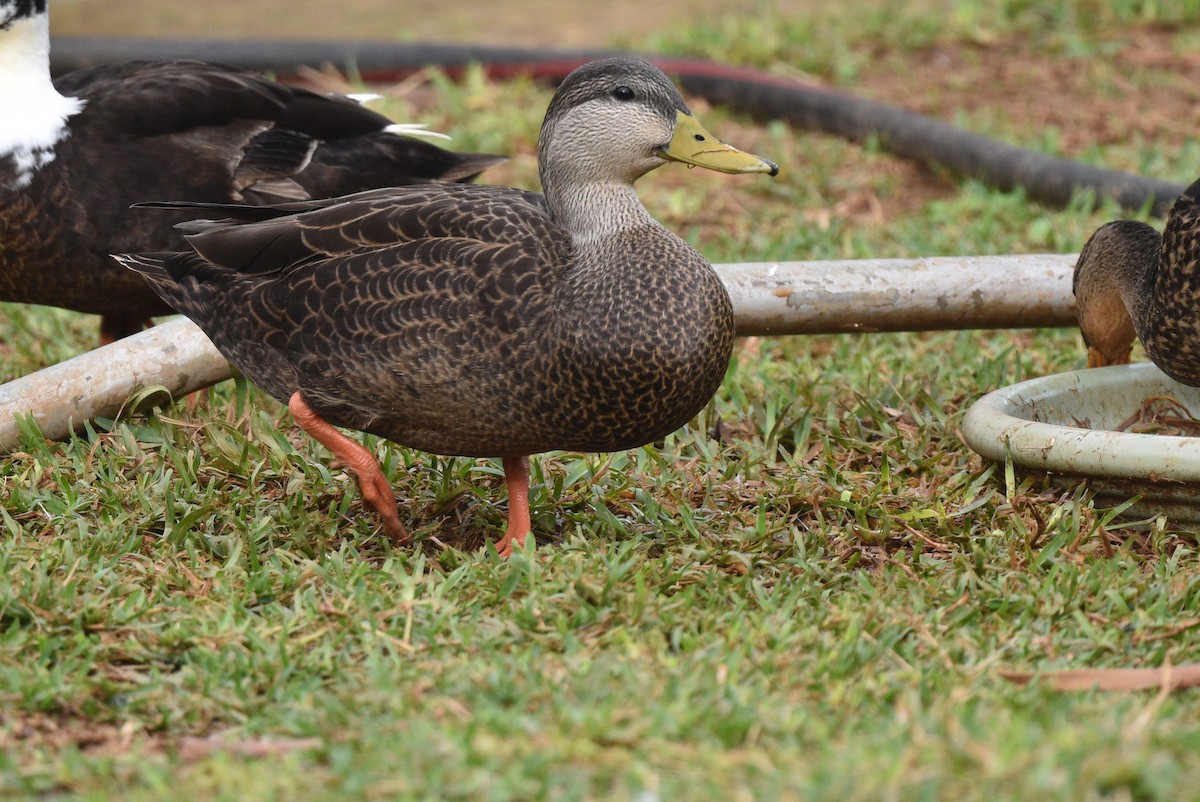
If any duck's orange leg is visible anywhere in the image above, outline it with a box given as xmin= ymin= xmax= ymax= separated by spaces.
xmin=287 ymin=392 xmax=409 ymax=544
xmin=494 ymin=455 xmax=531 ymax=558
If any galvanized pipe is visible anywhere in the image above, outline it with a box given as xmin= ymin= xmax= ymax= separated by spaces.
xmin=0 ymin=317 xmax=231 ymax=451
xmin=0 ymin=254 xmax=1080 ymax=450
xmin=722 ymin=253 xmax=1077 ymax=336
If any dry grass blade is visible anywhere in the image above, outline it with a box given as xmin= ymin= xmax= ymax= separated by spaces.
xmin=1113 ymin=396 xmax=1200 ymax=437
xmin=1001 ymin=663 xmax=1200 ymax=692
xmin=177 ymin=735 xmax=324 ymax=762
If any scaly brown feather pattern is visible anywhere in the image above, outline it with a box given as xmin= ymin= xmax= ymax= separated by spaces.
xmin=124 ymin=181 xmax=734 ymax=456
xmin=0 ymin=59 xmax=503 ymax=339
xmin=117 ymin=58 xmax=772 ymax=546
xmin=1074 ymin=176 xmax=1200 ymax=383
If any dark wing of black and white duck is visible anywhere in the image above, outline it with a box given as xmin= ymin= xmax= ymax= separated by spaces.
xmin=0 ymin=0 xmax=504 ymax=343
xmin=118 ymin=56 xmax=778 ymax=556
xmin=1073 ymin=176 xmax=1200 ymax=384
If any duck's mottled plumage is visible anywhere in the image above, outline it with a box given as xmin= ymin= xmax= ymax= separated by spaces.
xmin=119 ymin=57 xmax=777 ymax=551
xmin=131 ymin=182 xmax=734 ymax=457
xmin=1074 ymin=177 xmax=1200 ymax=383
xmin=0 ymin=4 xmax=503 ymax=342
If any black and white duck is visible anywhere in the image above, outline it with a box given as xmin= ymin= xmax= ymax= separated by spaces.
xmin=0 ymin=0 xmax=503 ymax=343
xmin=117 ymin=57 xmax=778 ymax=556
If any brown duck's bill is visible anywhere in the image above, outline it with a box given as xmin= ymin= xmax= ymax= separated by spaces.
xmin=660 ymin=110 xmax=779 ymax=176
xmin=1087 ymin=345 xmax=1133 ymax=368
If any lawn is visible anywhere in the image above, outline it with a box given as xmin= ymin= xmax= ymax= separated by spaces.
xmin=5 ymin=1 xmax=1200 ymax=799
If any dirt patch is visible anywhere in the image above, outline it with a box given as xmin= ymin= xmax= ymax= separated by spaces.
xmin=1 ymin=711 xmax=157 ymax=757
xmin=662 ymin=27 xmax=1200 ymax=228
xmin=1 ymin=711 xmax=325 ymax=765
xmin=853 ymin=27 xmax=1200 ymax=154
xmin=741 ymin=26 xmax=1200 ymax=224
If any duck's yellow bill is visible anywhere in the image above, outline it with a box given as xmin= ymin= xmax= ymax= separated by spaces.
xmin=660 ymin=110 xmax=779 ymax=176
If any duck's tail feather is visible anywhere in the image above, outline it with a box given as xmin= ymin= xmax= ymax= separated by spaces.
xmin=114 ymin=251 xmax=236 ymax=319
xmin=113 ymin=251 xmax=189 ymax=310
xmin=113 ymin=252 xmax=171 ymax=280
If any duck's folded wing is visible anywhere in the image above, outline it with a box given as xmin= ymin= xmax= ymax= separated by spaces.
xmin=176 ymin=184 xmax=559 ymax=274
xmin=54 ymin=60 xmax=391 ymax=140
xmin=268 ymin=232 xmax=565 ymax=429
xmin=120 ymin=184 xmax=567 ymax=415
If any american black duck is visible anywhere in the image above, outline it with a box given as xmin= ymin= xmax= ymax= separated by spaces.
xmin=118 ymin=57 xmax=778 ymax=556
xmin=1074 ymin=176 xmax=1200 ymax=384
xmin=0 ymin=0 xmax=503 ymax=343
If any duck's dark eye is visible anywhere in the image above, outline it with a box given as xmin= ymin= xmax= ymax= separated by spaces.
xmin=612 ymin=85 xmax=635 ymax=101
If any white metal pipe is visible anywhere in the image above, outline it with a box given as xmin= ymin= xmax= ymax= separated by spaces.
xmin=721 ymin=253 xmax=1076 ymax=336
xmin=0 ymin=254 xmax=1080 ymax=450
xmin=0 ymin=316 xmax=231 ymax=450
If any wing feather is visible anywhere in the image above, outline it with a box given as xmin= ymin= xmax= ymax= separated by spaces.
xmin=136 ymin=184 xmax=569 ymax=424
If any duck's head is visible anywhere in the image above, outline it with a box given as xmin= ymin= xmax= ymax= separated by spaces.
xmin=1073 ymin=219 xmax=1161 ymax=368
xmin=537 ymin=57 xmax=778 ymax=191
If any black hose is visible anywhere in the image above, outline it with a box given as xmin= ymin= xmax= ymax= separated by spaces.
xmin=677 ymin=69 xmax=1184 ymax=216
xmin=50 ymin=36 xmax=1185 ymax=216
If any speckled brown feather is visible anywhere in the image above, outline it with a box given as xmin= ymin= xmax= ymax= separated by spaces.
xmin=119 ymin=59 xmax=747 ymax=460
xmin=124 ymin=182 xmax=734 ymax=457
xmin=1074 ymin=176 xmax=1200 ymax=384
xmin=1139 ymin=179 xmax=1200 ymax=383
xmin=0 ymin=59 xmax=504 ymax=338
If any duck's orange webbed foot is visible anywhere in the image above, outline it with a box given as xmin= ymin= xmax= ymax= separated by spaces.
xmin=287 ymin=391 xmax=409 ymax=544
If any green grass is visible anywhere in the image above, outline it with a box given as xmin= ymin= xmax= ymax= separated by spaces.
xmin=642 ymin=0 xmax=1200 ymax=80
xmin=5 ymin=4 xmax=1200 ymax=800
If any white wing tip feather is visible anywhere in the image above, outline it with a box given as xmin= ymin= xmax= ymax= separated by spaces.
xmin=383 ymin=123 xmax=453 ymax=141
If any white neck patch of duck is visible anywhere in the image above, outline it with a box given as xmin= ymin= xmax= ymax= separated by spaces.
xmin=0 ymin=3 xmax=84 ymax=188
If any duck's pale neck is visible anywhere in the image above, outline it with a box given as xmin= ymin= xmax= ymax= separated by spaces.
xmin=542 ymin=178 xmax=661 ymax=248
xmin=537 ymin=111 xmax=667 ymax=249
xmin=0 ymin=9 xmax=84 ymax=187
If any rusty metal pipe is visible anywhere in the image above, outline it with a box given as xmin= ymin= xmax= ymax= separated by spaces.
xmin=0 ymin=254 xmax=1079 ymax=450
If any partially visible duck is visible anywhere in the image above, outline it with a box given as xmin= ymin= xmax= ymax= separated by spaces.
xmin=117 ymin=57 xmax=778 ymax=556
xmin=1073 ymin=176 xmax=1200 ymax=383
xmin=0 ymin=0 xmax=503 ymax=343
